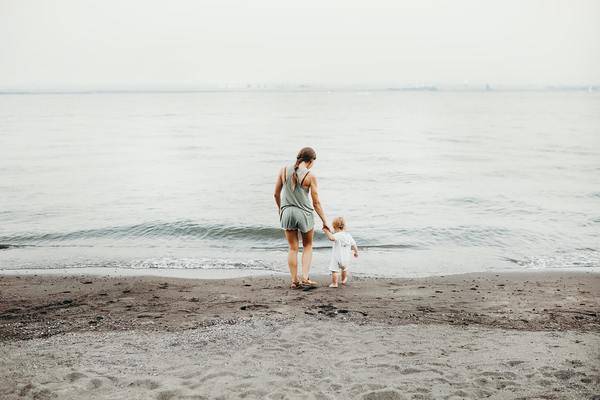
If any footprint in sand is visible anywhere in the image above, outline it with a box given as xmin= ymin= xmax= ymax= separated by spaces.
xmin=413 ymin=387 xmax=430 ymax=394
xmin=129 ymin=379 xmax=161 ymax=390
xmin=568 ymin=359 xmax=585 ymax=368
xmin=34 ymin=388 xmax=56 ymax=400
xmin=156 ymin=390 xmax=178 ymax=400
xmin=474 ymin=388 xmax=493 ymax=398
xmin=349 ymin=384 xmax=387 ymax=397
xmin=399 ymin=368 xmax=423 ymax=375
xmin=240 ymin=304 xmax=269 ymax=311
xmin=238 ymin=389 xmax=269 ymax=398
xmin=473 ymin=377 xmax=490 ymax=386
xmin=88 ymin=378 xmax=104 ymax=389
xmin=554 ymin=369 xmax=577 ymax=380
xmin=506 ymin=360 xmax=525 ymax=367
xmin=266 ymin=391 xmax=287 ymax=400
xmin=187 ymin=371 xmax=240 ymax=387
xmin=362 ymin=390 xmax=405 ymax=400
xmin=479 ymin=371 xmax=518 ymax=380
xmin=65 ymin=372 xmax=87 ymax=382
xmin=19 ymin=384 xmax=56 ymax=400
xmin=451 ymin=390 xmax=471 ymax=398
xmin=18 ymin=383 xmax=34 ymax=397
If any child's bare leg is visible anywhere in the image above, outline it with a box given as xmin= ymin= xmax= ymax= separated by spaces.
xmin=329 ymin=272 xmax=338 ymax=288
xmin=341 ymin=267 xmax=348 ymax=285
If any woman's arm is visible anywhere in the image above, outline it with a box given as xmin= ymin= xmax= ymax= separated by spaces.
xmin=322 ymin=227 xmax=336 ymax=241
xmin=308 ymin=175 xmax=329 ymax=229
xmin=273 ymin=168 xmax=284 ymax=215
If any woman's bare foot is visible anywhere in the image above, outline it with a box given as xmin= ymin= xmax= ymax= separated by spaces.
xmin=301 ymin=278 xmax=318 ymax=287
xmin=290 ymin=280 xmax=302 ymax=289
xmin=328 ymin=283 xmax=338 ymax=288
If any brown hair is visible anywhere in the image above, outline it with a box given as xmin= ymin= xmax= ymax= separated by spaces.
xmin=291 ymin=147 xmax=317 ymax=190
xmin=332 ymin=217 xmax=345 ymax=231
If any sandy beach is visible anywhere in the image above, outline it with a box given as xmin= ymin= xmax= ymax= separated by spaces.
xmin=3 ymin=1 xmax=600 ymax=399
xmin=1 ymin=271 xmax=599 ymax=399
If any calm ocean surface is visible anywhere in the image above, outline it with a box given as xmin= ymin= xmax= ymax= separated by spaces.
xmin=1 ymin=91 xmax=599 ymax=277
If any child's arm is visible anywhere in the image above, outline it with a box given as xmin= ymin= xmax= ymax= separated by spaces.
xmin=322 ymin=227 xmax=336 ymax=241
xmin=351 ymin=237 xmax=359 ymax=257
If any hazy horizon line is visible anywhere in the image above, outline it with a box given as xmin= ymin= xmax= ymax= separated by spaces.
xmin=1 ymin=83 xmax=599 ymax=95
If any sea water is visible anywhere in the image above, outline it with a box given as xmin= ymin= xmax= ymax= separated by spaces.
xmin=1 ymin=91 xmax=599 ymax=277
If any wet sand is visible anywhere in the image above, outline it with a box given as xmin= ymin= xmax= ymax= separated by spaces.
xmin=1 ymin=271 xmax=599 ymax=399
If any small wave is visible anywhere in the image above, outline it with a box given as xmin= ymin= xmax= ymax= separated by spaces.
xmin=576 ymin=247 xmax=597 ymax=252
xmin=447 ymin=196 xmax=484 ymax=205
xmin=0 ymin=257 xmax=278 ymax=272
xmin=502 ymin=249 xmax=600 ymax=269
xmin=1 ymin=221 xmax=523 ymax=249
xmin=398 ymin=225 xmax=516 ymax=247
xmin=252 ymin=243 xmax=418 ymax=251
xmin=122 ymin=257 xmax=277 ymax=271
xmin=0 ymin=244 xmax=25 ymax=250
xmin=0 ymin=221 xmax=284 ymax=244
xmin=364 ymin=244 xmax=418 ymax=249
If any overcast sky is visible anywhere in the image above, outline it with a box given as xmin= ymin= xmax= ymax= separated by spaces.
xmin=1 ymin=0 xmax=599 ymax=89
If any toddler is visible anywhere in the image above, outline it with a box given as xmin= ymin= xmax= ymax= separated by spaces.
xmin=323 ymin=217 xmax=358 ymax=288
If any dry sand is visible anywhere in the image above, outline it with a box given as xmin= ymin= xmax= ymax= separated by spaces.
xmin=1 ymin=271 xmax=599 ymax=399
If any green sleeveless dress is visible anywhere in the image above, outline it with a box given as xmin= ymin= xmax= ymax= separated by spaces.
xmin=280 ymin=164 xmax=315 ymax=233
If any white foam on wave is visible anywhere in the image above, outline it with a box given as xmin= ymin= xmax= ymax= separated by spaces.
xmin=0 ymin=266 xmax=284 ymax=279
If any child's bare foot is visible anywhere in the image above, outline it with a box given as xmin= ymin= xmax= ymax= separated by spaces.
xmin=330 ymin=272 xmax=339 ymax=288
xmin=341 ymin=269 xmax=348 ymax=285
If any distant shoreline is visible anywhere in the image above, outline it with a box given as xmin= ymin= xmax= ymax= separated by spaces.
xmin=1 ymin=85 xmax=598 ymax=95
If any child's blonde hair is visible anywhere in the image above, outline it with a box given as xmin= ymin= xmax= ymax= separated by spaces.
xmin=332 ymin=217 xmax=345 ymax=231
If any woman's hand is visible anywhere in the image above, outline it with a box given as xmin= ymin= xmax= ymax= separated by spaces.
xmin=322 ymin=225 xmax=336 ymax=241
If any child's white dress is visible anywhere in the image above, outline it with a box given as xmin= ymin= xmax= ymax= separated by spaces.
xmin=328 ymin=231 xmax=357 ymax=272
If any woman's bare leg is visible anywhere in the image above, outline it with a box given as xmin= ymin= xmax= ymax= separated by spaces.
xmin=284 ymin=230 xmax=300 ymax=284
xmin=300 ymin=230 xmax=314 ymax=280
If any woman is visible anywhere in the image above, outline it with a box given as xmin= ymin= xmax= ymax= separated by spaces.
xmin=273 ymin=147 xmax=329 ymax=288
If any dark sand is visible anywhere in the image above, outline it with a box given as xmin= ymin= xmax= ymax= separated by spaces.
xmin=1 ymin=271 xmax=599 ymax=399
